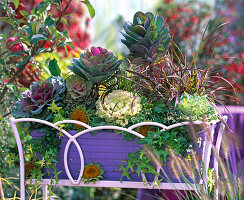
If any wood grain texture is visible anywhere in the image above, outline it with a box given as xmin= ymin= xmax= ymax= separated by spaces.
xmin=31 ymin=129 xmax=207 ymax=183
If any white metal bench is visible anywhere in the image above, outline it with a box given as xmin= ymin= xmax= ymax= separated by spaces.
xmin=10 ymin=117 xmax=226 ymax=200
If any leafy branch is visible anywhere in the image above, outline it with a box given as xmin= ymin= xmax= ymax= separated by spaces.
xmin=0 ymin=0 xmax=74 ymax=106
xmin=0 ymin=55 xmax=31 ymax=103
xmin=56 ymin=0 xmax=72 ymax=25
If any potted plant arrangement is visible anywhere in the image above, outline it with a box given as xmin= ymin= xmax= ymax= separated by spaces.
xmin=11 ymin=10 xmax=223 ymax=192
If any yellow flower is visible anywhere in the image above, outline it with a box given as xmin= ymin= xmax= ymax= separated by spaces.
xmin=83 ymin=165 xmax=101 ymax=178
xmin=71 ymin=106 xmax=90 ymax=129
xmin=82 ymin=162 xmax=104 ymax=184
xmin=138 ymin=125 xmax=157 ymax=137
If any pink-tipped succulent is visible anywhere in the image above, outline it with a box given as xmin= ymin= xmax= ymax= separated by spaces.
xmin=68 ymin=46 xmax=122 ymax=84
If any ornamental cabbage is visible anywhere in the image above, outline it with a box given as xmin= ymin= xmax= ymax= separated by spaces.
xmin=96 ymin=90 xmax=142 ymax=126
xmin=177 ymin=92 xmax=218 ymax=121
xmin=66 ymin=75 xmax=91 ymax=99
xmin=68 ymin=46 xmax=122 ymax=84
xmin=12 ymin=76 xmax=65 ymax=118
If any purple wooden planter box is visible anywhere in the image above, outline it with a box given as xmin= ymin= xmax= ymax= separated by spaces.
xmin=10 ymin=117 xmax=224 ymax=200
xmin=31 ymin=128 xmax=208 ymax=184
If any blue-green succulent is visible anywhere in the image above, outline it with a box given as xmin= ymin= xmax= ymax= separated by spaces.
xmin=121 ymin=11 xmax=171 ymax=65
xmin=68 ymin=46 xmax=122 ymax=84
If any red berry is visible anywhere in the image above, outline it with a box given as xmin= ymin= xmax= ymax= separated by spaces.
xmin=48 ymin=4 xmax=61 ymax=18
xmin=44 ymin=41 xmax=51 ymax=48
xmin=15 ymin=4 xmax=25 ymax=19
xmin=9 ymin=2 xmax=15 ymax=9
xmin=10 ymin=44 xmax=24 ymax=53
xmin=38 ymin=40 xmax=51 ymax=48
xmin=56 ymin=22 xmax=66 ymax=32
xmin=6 ymin=37 xmax=19 ymax=50
xmin=4 ymin=79 xmax=9 ymax=84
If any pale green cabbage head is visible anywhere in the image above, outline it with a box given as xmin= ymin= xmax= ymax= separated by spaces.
xmin=96 ymin=90 xmax=142 ymax=126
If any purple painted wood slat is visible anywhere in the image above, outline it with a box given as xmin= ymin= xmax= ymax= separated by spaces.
xmin=31 ymin=129 xmax=206 ymax=184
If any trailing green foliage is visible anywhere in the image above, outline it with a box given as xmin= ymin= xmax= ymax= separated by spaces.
xmin=119 ymin=150 xmax=159 ymax=182
xmin=119 ymin=100 xmax=194 ymax=181
xmin=119 ymin=125 xmax=193 ymax=182
xmin=26 ymin=126 xmax=62 ymax=187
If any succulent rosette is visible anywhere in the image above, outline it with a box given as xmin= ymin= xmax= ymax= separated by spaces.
xmin=121 ymin=11 xmax=171 ymax=65
xmin=66 ymin=74 xmax=91 ymax=99
xmin=12 ymin=76 xmax=66 ymax=118
xmin=68 ymin=46 xmax=123 ymax=84
xmin=96 ymin=90 xmax=142 ymax=127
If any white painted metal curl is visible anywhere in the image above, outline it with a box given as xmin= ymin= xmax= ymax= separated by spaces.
xmin=128 ymin=121 xmax=167 ymax=131
xmin=9 ymin=117 xmax=225 ymax=200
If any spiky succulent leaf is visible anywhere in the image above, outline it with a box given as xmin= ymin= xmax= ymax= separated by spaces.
xmin=68 ymin=47 xmax=122 ymax=84
xmin=121 ymin=11 xmax=171 ymax=65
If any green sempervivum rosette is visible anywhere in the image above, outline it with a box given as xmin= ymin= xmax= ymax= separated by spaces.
xmin=64 ymin=74 xmax=98 ymax=109
xmin=68 ymin=46 xmax=123 ymax=85
xmin=81 ymin=162 xmax=104 ymax=184
xmin=121 ymin=11 xmax=171 ymax=65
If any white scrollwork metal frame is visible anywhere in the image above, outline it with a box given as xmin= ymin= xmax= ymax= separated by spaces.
xmin=9 ymin=117 xmax=227 ymax=200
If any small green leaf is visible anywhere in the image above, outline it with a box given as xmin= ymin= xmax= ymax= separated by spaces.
xmin=67 ymin=43 xmax=74 ymax=50
xmin=0 ymin=59 xmax=4 ymax=65
xmin=81 ymin=0 xmax=95 ymax=18
xmin=45 ymin=57 xmax=51 ymax=65
xmin=35 ymin=2 xmax=49 ymax=14
xmin=59 ymin=30 xmax=69 ymax=38
xmin=9 ymin=52 xmax=22 ymax=57
xmin=31 ymin=22 xmax=38 ymax=33
xmin=64 ymin=46 xmax=68 ymax=55
xmin=48 ymin=58 xmax=61 ymax=76
xmin=48 ymin=100 xmax=62 ymax=113
xmin=18 ymin=19 xmax=27 ymax=25
xmin=36 ymin=48 xmax=46 ymax=56
xmin=45 ymin=16 xmax=55 ymax=27
xmin=19 ymin=10 xmax=29 ymax=19
xmin=57 ymin=41 xmax=67 ymax=48
xmin=0 ymin=33 xmax=7 ymax=40
xmin=30 ymin=34 xmax=47 ymax=44
xmin=6 ymin=83 xmax=16 ymax=91
xmin=61 ymin=18 xmax=67 ymax=25
xmin=13 ymin=0 xmax=19 ymax=9
xmin=0 ymin=17 xmax=15 ymax=27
